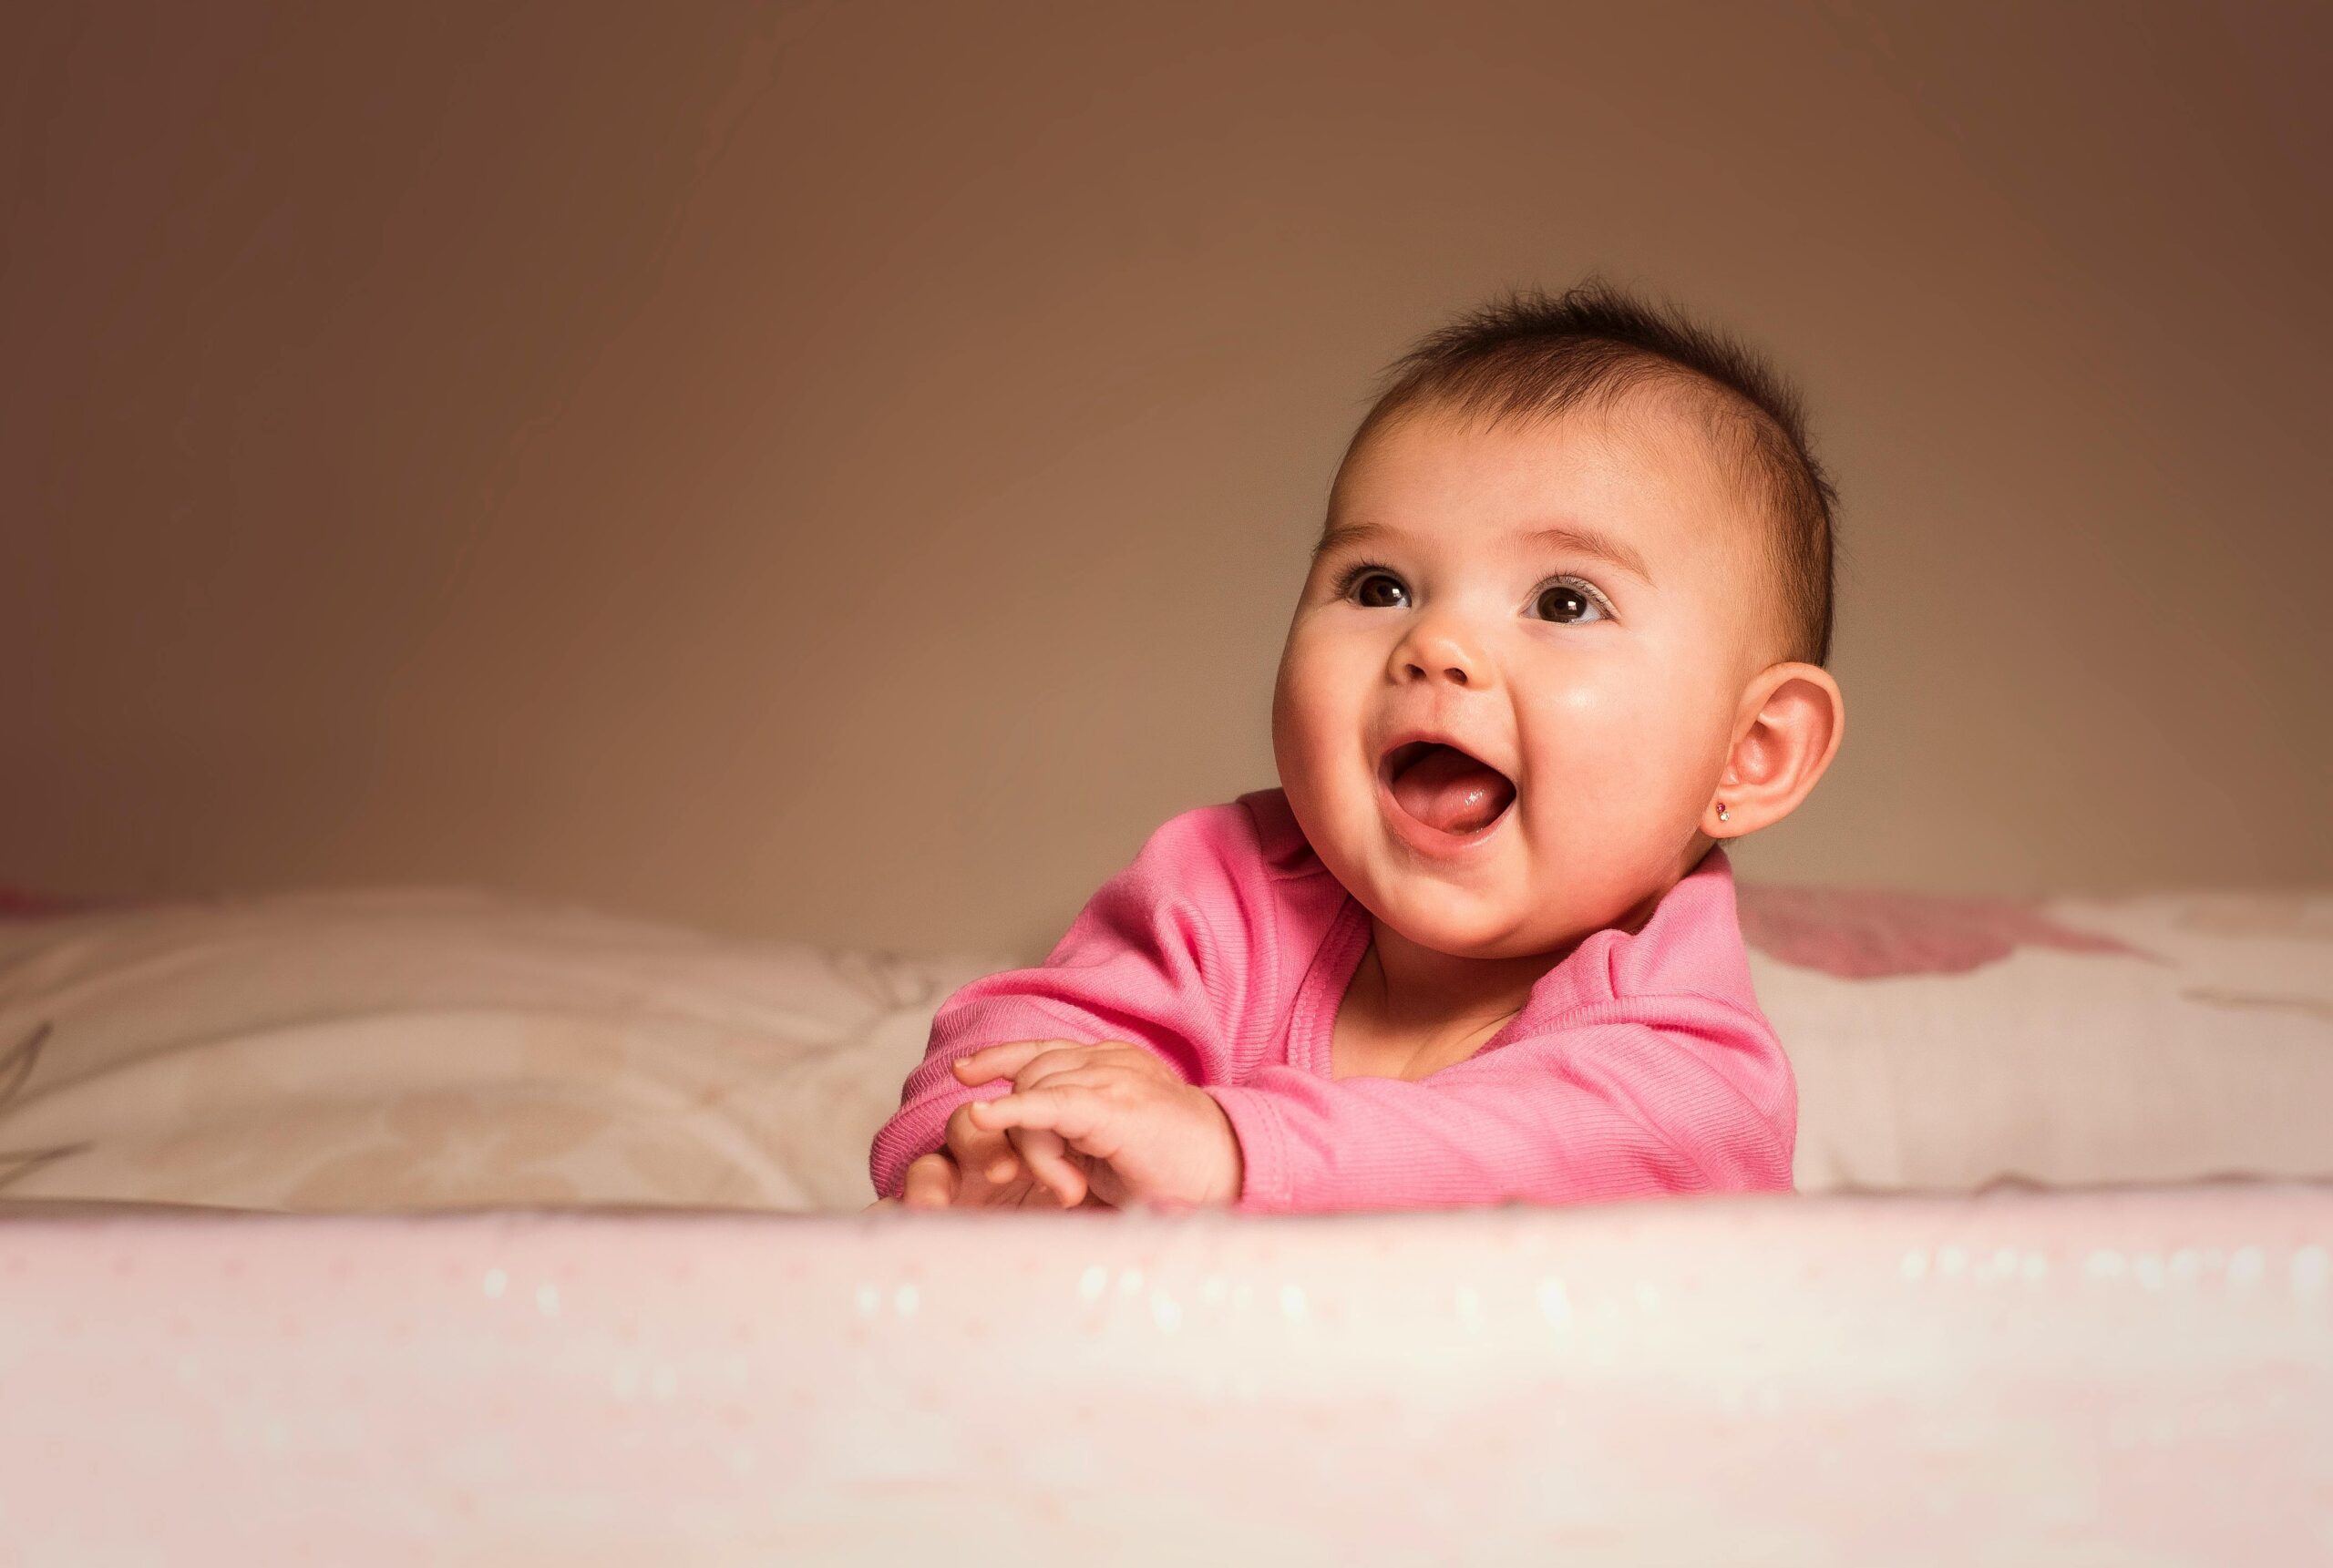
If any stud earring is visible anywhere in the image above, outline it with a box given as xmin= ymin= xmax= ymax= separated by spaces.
xmin=1715 ymin=802 xmax=1730 ymax=823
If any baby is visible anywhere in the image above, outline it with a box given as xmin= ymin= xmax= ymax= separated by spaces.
xmin=868 ymin=276 xmax=1845 ymax=1214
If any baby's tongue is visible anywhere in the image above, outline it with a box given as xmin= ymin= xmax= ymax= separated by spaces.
xmin=1391 ymin=746 xmax=1515 ymax=835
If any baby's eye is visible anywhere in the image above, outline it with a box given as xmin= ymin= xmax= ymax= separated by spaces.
xmin=1337 ymin=563 xmax=1615 ymax=623
xmin=1534 ymin=578 xmax=1613 ymax=624
xmin=1346 ymin=569 xmax=1408 ymax=610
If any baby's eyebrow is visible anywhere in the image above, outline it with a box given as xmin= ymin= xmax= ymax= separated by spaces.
xmin=1314 ymin=519 xmax=1655 ymax=585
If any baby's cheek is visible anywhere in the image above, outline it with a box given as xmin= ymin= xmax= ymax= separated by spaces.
xmin=1538 ymin=669 xmax=1703 ymax=779
xmin=1526 ymin=706 xmax=1705 ymax=837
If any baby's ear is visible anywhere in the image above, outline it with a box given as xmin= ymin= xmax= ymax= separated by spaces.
xmin=1703 ymin=662 xmax=1845 ymax=839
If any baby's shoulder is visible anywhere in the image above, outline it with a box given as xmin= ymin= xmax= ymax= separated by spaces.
xmin=1133 ymin=788 xmax=1327 ymax=888
xmin=1228 ymin=787 xmax=1327 ymax=881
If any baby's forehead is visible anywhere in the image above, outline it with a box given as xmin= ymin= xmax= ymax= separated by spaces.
xmin=1357 ymin=392 xmax=1773 ymax=549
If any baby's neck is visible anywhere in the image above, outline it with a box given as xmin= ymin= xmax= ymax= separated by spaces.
xmin=1357 ymin=925 xmax=1552 ymax=1040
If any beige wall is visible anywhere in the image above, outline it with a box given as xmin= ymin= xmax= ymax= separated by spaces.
xmin=3 ymin=1 xmax=2326 ymax=962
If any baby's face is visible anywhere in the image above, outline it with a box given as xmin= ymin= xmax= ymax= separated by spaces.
xmin=1272 ymin=395 xmax=1773 ymax=958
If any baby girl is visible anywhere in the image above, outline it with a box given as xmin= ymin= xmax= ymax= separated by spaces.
xmin=868 ymin=275 xmax=1845 ymax=1214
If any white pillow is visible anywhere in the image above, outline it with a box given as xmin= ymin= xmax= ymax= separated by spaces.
xmin=0 ymin=888 xmax=1012 ymax=1213
xmin=2 ymin=883 xmax=2325 ymax=1211
xmin=1739 ymin=885 xmax=2333 ymax=1192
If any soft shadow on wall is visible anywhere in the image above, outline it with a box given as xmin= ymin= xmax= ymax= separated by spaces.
xmin=0 ymin=0 xmax=2325 ymax=958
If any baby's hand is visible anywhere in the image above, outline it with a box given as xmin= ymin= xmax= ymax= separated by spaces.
xmin=891 ymin=1093 xmax=1108 ymax=1211
xmin=951 ymin=1040 xmax=1244 ymax=1213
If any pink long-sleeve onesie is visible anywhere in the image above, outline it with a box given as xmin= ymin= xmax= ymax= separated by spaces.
xmin=868 ymin=786 xmax=1796 ymax=1213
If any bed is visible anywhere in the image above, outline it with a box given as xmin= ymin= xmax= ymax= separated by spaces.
xmin=2 ymin=879 xmax=2328 ymax=1561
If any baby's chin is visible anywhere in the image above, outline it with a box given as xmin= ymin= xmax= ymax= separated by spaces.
xmin=1340 ymin=848 xmax=1538 ymax=948
xmin=1379 ymin=876 xmax=1671 ymax=963
xmin=1340 ymin=819 xmax=1676 ymax=955
xmin=1369 ymin=893 xmax=1562 ymax=961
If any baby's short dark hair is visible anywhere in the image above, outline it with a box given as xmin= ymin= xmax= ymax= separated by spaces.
xmin=1339 ymin=276 xmax=1839 ymax=668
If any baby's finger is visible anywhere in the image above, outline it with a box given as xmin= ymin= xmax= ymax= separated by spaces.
xmin=960 ymin=1113 xmax=1025 ymax=1186
xmin=967 ymin=1084 xmax=1110 ymax=1150
xmin=901 ymin=1152 xmax=960 ymax=1210
xmin=1092 ymin=1042 xmax=1185 ymax=1084
xmin=1003 ymin=1045 xmax=1104 ymax=1092
xmin=1009 ymin=1126 xmax=1087 ymax=1208
xmin=949 ymin=1040 xmax=1056 ymax=1086
xmin=943 ymin=1101 xmax=1022 ymax=1198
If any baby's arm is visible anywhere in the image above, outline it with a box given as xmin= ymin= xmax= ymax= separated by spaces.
xmin=866 ymin=804 xmax=1259 ymax=1204
xmin=1205 ymin=992 xmax=1795 ymax=1213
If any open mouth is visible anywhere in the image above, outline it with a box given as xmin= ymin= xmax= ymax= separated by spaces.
xmin=1380 ymin=741 xmax=1517 ymax=837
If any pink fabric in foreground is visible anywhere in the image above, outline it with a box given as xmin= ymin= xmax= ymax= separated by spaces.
xmin=868 ymin=788 xmax=1794 ymax=1212
xmin=5 ymin=1185 xmax=2329 ymax=1561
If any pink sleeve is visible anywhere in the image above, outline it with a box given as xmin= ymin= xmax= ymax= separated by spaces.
xmin=1205 ymin=991 xmax=1795 ymax=1214
xmin=867 ymin=805 xmax=1262 ymax=1201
